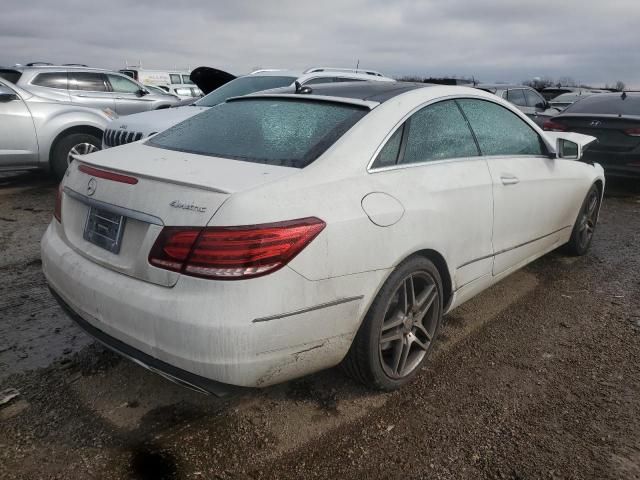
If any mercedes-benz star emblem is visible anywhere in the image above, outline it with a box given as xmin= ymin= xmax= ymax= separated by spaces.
xmin=87 ymin=178 xmax=97 ymax=196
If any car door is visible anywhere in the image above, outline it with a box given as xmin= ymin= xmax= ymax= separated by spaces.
xmin=106 ymin=73 xmax=153 ymax=115
xmin=68 ymin=72 xmax=115 ymax=111
xmin=0 ymin=83 xmax=38 ymax=168
xmin=458 ymin=98 xmax=583 ymax=276
xmin=370 ymin=99 xmax=494 ymax=290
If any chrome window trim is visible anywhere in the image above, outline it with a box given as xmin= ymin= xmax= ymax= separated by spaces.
xmin=64 ymin=187 xmax=164 ymax=226
xmin=367 ymin=94 xmax=551 ymax=173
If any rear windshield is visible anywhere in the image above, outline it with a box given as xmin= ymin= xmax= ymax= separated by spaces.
xmin=564 ymin=94 xmax=640 ymax=116
xmin=148 ymin=98 xmax=368 ymax=168
xmin=195 ymin=76 xmax=295 ymax=107
xmin=0 ymin=69 xmax=22 ymax=84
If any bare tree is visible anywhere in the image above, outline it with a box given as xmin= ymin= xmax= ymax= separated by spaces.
xmin=615 ymin=80 xmax=626 ymax=91
xmin=557 ymin=76 xmax=577 ymax=87
xmin=523 ymin=76 xmax=554 ymax=91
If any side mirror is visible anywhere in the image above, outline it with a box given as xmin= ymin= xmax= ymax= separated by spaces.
xmin=136 ymin=88 xmax=148 ymax=97
xmin=557 ymin=138 xmax=580 ymax=160
xmin=0 ymin=85 xmax=18 ymax=102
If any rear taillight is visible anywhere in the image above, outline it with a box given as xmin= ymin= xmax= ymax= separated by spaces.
xmin=54 ymin=183 xmax=63 ymax=222
xmin=543 ymin=120 xmax=568 ymax=131
xmin=149 ymin=217 xmax=326 ymax=280
xmin=624 ymin=128 xmax=640 ymax=137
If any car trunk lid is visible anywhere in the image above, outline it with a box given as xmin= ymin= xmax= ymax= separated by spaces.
xmin=58 ymin=143 xmax=299 ymax=287
xmin=553 ymin=114 xmax=640 ymax=153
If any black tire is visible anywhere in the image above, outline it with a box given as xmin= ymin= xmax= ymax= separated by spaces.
xmin=342 ymin=256 xmax=443 ymax=391
xmin=565 ymin=184 xmax=601 ymax=256
xmin=50 ymin=133 xmax=101 ymax=181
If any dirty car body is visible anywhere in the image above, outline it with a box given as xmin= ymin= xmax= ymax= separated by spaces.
xmin=41 ymin=82 xmax=604 ymax=394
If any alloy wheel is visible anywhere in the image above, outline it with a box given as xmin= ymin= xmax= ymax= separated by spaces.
xmin=578 ymin=190 xmax=599 ymax=249
xmin=378 ymin=271 xmax=440 ymax=379
xmin=67 ymin=142 xmax=99 ymax=165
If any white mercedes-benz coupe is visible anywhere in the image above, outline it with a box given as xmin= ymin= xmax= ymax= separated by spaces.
xmin=42 ymin=82 xmax=604 ymax=395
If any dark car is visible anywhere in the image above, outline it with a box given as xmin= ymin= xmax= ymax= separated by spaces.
xmin=474 ymin=84 xmax=558 ymax=127
xmin=543 ymin=92 xmax=640 ymax=178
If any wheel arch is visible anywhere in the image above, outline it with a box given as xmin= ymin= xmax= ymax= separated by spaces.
xmin=404 ymin=249 xmax=453 ymax=311
xmin=593 ymin=178 xmax=604 ymax=198
xmin=48 ymin=125 xmax=104 ymax=167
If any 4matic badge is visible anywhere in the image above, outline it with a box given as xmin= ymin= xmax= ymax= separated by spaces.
xmin=169 ymin=200 xmax=207 ymax=213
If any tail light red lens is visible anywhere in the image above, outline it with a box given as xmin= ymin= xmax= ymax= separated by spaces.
xmin=542 ymin=120 xmax=568 ymax=131
xmin=54 ymin=183 xmax=63 ymax=222
xmin=148 ymin=217 xmax=326 ymax=280
xmin=624 ymin=128 xmax=640 ymax=137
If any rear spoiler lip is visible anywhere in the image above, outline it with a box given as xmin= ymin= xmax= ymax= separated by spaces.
xmin=228 ymin=92 xmax=379 ymax=109
xmin=74 ymin=158 xmax=231 ymax=195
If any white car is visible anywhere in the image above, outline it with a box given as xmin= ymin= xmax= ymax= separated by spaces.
xmin=42 ymin=82 xmax=603 ymax=395
xmin=101 ymin=67 xmax=394 ymax=148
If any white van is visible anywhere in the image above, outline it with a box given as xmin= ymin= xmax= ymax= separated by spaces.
xmin=119 ymin=68 xmax=192 ymax=86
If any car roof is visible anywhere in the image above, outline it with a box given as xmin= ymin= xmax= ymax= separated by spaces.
xmin=11 ymin=65 xmax=114 ymax=73
xmin=247 ymin=68 xmax=394 ymax=83
xmin=246 ymin=81 xmax=432 ymax=105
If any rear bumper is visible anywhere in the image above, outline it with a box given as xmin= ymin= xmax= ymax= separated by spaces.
xmin=41 ymin=221 xmax=387 ymax=388
xmin=49 ymin=286 xmax=239 ymax=396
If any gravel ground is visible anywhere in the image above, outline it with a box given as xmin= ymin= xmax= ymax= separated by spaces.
xmin=0 ymin=171 xmax=638 ymax=480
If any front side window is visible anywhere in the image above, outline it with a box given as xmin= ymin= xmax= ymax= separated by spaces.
xmin=0 ymin=69 xmax=22 ymax=84
xmin=31 ymin=72 xmax=68 ymax=89
xmin=506 ymin=89 xmax=527 ymax=106
xmin=400 ymin=100 xmax=479 ymax=165
xmin=181 ymin=75 xmax=194 ymax=84
xmin=107 ymin=74 xmax=141 ymax=93
xmin=169 ymin=74 xmax=181 ymax=84
xmin=196 ymin=75 xmax=296 ymax=107
xmin=68 ymin=72 xmax=107 ymax=92
xmin=148 ymin=98 xmax=368 ymax=168
xmin=457 ymin=99 xmax=545 ymax=156
xmin=524 ymin=89 xmax=545 ymax=108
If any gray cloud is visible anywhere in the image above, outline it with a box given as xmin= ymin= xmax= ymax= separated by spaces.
xmin=1 ymin=0 xmax=639 ymax=87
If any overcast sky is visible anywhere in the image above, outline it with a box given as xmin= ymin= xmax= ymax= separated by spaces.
xmin=2 ymin=0 xmax=639 ymax=87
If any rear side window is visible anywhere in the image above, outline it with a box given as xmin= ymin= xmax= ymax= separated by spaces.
xmin=170 ymin=74 xmax=181 ymax=84
xmin=0 ymin=69 xmax=22 ymax=84
xmin=372 ymin=126 xmax=404 ymax=168
xmin=506 ymin=89 xmax=527 ymax=106
xmin=68 ymin=72 xmax=108 ymax=92
xmin=31 ymin=72 xmax=68 ymax=89
xmin=182 ymin=75 xmax=194 ymax=84
xmin=400 ymin=100 xmax=479 ymax=165
xmin=148 ymin=98 xmax=368 ymax=168
xmin=457 ymin=99 xmax=545 ymax=156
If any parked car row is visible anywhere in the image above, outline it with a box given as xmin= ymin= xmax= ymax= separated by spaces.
xmin=102 ymin=67 xmax=395 ymax=148
xmin=42 ymin=78 xmax=604 ymax=395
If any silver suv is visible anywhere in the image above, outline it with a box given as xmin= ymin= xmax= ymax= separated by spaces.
xmin=0 ymin=78 xmax=114 ymax=179
xmin=0 ymin=64 xmax=180 ymax=116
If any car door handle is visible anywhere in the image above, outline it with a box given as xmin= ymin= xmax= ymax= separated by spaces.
xmin=500 ymin=175 xmax=520 ymax=185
